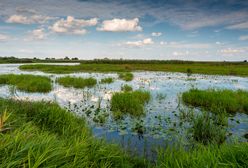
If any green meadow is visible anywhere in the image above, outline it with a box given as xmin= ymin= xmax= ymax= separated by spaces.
xmin=20 ymin=61 xmax=248 ymax=76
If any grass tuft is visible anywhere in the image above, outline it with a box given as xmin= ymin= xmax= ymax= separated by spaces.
xmin=57 ymin=76 xmax=97 ymax=89
xmin=0 ymin=74 xmax=51 ymax=93
xmin=182 ymin=89 xmax=248 ymax=114
xmin=118 ymin=72 xmax=134 ymax=81
xmin=121 ymin=84 xmax=133 ymax=92
xmin=111 ymin=90 xmax=150 ymax=117
xmin=100 ymin=77 xmax=114 ymax=84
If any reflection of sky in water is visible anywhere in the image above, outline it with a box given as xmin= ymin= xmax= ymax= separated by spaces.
xmin=0 ymin=64 xmax=248 ymax=159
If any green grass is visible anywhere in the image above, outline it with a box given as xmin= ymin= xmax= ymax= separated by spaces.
xmin=118 ymin=72 xmax=134 ymax=81
xmin=192 ymin=112 xmax=226 ymax=145
xmin=19 ymin=62 xmax=248 ymax=76
xmin=111 ymin=90 xmax=151 ymax=117
xmin=0 ymin=98 xmax=146 ymax=168
xmin=157 ymin=143 xmax=248 ymax=168
xmin=57 ymin=76 xmax=97 ymax=89
xmin=121 ymin=84 xmax=133 ymax=92
xmin=0 ymin=74 xmax=52 ymax=93
xmin=182 ymin=89 xmax=248 ymax=114
xmin=100 ymin=77 xmax=114 ymax=84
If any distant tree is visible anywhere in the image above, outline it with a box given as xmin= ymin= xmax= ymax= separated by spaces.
xmin=45 ymin=57 xmax=50 ymax=60
xmin=72 ymin=57 xmax=79 ymax=60
xmin=244 ymin=60 xmax=247 ymax=62
xmin=64 ymin=56 xmax=70 ymax=60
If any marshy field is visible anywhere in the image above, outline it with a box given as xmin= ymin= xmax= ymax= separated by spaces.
xmin=0 ymin=61 xmax=248 ymax=167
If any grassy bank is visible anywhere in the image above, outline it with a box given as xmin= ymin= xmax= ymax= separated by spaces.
xmin=19 ymin=62 xmax=248 ymax=76
xmin=57 ymin=76 xmax=97 ymax=89
xmin=0 ymin=74 xmax=52 ymax=93
xmin=0 ymin=98 xmax=146 ymax=167
xmin=182 ymin=89 xmax=248 ymax=114
xmin=111 ymin=90 xmax=151 ymax=117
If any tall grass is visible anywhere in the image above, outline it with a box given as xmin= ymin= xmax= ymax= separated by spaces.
xmin=182 ymin=89 xmax=248 ymax=114
xmin=111 ymin=90 xmax=150 ymax=117
xmin=157 ymin=143 xmax=248 ymax=168
xmin=57 ymin=76 xmax=97 ymax=89
xmin=192 ymin=112 xmax=226 ymax=145
xmin=118 ymin=72 xmax=134 ymax=81
xmin=0 ymin=74 xmax=51 ymax=93
xmin=0 ymin=98 xmax=147 ymax=168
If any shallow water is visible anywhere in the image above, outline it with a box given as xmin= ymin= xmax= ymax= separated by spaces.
xmin=0 ymin=63 xmax=247 ymax=159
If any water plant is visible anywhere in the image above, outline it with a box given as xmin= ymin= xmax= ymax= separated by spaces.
xmin=121 ymin=84 xmax=133 ymax=92
xmin=182 ymin=89 xmax=248 ymax=114
xmin=192 ymin=112 xmax=226 ymax=145
xmin=0 ymin=74 xmax=52 ymax=93
xmin=100 ymin=77 xmax=114 ymax=84
xmin=111 ymin=90 xmax=150 ymax=117
xmin=118 ymin=72 xmax=134 ymax=81
xmin=57 ymin=76 xmax=97 ymax=89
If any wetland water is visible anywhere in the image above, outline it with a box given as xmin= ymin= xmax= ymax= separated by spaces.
xmin=0 ymin=63 xmax=247 ymax=159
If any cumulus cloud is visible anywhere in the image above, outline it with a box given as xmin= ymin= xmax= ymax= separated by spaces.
xmin=6 ymin=14 xmax=53 ymax=24
xmin=31 ymin=28 xmax=46 ymax=40
xmin=0 ymin=34 xmax=9 ymax=41
xmin=97 ymin=18 xmax=142 ymax=32
xmin=151 ymin=32 xmax=162 ymax=37
xmin=125 ymin=38 xmax=154 ymax=47
xmin=50 ymin=16 xmax=97 ymax=35
xmin=239 ymin=35 xmax=248 ymax=41
xmin=226 ymin=21 xmax=248 ymax=30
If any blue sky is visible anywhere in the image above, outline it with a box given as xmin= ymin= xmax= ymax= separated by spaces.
xmin=0 ymin=0 xmax=247 ymax=61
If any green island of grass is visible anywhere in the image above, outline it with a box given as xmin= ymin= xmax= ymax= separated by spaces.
xmin=111 ymin=90 xmax=150 ymax=117
xmin=100 ymin=77 xmax=114 ymax=84
xmin=118 ymin=72 xmax=134 ymax=81
xmin=19 ymin=61 xmax=248 ymax=76
xmin=182 ymin=89 xmax=248 ymax=114
xmin=121 ymin=84 xmax=133 ymax=92
xmin=57 ymin=76 xmax=97 ymax=89
xmin=0 ymin=74 xmax=52 ymax=93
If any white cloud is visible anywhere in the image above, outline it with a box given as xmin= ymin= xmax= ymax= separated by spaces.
xmin=173 ymin=51 xmax=189 ymax=56
xmin=239 ymin=35 xmax=248 ymax=41
xmin=226 ymin=21 xmax=248 ymax=30
xmin=125 ymin=38 xmax=154 ymax=47
xmin=0 ymin=34 xmax=9 ymax=41
xmin=166 ymin=41 xmax=211 ymax=49
xmin=97 ymin=18 xmax=142 ymax=32
xmin=50 ymin=16 xmax=97 ymax=35
xmin=219 ymin=48 xmax=244 ymax=54
xmin=31 ymin=28 xmax=46 ymax=40
xmin=151 ymin=32 xmax=162 ymax=37
xmin=160 ymin=41 xmax=167 ymax=45
xmin=6 ymin=14 xmax=53 ymax=24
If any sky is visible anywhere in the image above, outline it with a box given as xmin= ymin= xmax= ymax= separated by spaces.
xmin=0 ymin=0 xmax=248 ymax=61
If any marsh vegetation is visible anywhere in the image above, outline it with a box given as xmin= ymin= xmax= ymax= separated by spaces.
xmin=57 ymin=76 xmax=97 ymax=89
xmin=0 ymin=74 xmax=51 ymax=93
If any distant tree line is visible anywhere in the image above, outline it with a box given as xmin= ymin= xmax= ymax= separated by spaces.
xmin=0 ymin=56 xmax=247 ymax=65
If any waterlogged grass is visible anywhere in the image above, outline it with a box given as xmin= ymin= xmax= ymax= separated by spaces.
xmin=118 ymin=72 xmax=134 ymax=81
xmin=111 ymin=90 xmax=151 ymax=117
xmin=57 ymin=76 xmax=97 ymax=89
xmin=121 ymin=84 xmax=133 ymax=92
xmin=182 ymin=89 xmax=248 ymax=114
xmin=157 ymin=143 xmax=248 ymax=168
xmin=100 ymin=77 xmax=114 ymax=84
xmin=0 ymin=74 xmax=51 ymax=93
xmin=19 ymin=62 xmax=248 ymax=76
xmin=0 ymin=98 xmax=146 ymax=168
xmin=192 ymin=112 xmax=226 ymax=145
